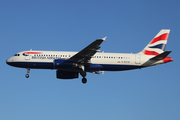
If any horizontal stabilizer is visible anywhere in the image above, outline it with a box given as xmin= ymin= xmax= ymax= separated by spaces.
xmin=142 ymin=51 xmax=172 ymax=66
xmin=150 ymin=51 xmax=171 ymax=60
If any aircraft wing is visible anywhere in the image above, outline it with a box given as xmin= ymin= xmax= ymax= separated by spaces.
xmin=69 ymin=37 xmax=106 ymax=64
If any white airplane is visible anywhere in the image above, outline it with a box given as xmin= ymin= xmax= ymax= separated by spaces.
xmin=6 ymin=29 xmax=173 ymax=84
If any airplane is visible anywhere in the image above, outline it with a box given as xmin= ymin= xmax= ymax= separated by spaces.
xmin=6 ymin=29 xmax=173 ymax=84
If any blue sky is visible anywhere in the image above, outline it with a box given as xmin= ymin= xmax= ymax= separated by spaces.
xmin=1 ymin=0 xmax=180 ymax=120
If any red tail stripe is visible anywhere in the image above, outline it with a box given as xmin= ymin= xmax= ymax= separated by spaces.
xmin=23 ymin=52 xmax=42 ymax=54
xmin=150 ymin=33 xmax=169 ymax=44
xmin=144 ymin=50 xmax=159 ymax=56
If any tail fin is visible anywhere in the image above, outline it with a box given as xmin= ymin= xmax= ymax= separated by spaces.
xmin=141 ymin=29 xmax=170 ymax=56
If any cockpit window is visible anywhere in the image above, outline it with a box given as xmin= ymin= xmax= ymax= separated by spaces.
xmin=14 ymin=54 xmax=20 ymax=56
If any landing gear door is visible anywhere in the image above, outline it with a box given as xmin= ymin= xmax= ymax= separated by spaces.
xmin=135 ymin=54 xmax=141 ymax=64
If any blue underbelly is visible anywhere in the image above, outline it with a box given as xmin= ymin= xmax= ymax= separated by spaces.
xmin=8 ymin=62 xmax=140 ymax=71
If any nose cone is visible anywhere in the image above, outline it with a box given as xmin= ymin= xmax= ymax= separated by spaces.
xmin=6 ymin=57 xmax=13 ymax=66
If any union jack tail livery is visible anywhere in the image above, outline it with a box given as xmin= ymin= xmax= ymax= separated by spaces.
xmin=141 ymin=29 xmax=170 ymax=56
xmin=140 ymin=29 xmax=173 ymax=66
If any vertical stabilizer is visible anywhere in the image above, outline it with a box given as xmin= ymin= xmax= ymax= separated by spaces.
xmin=141 ymin=29 xmax=170 ymax=56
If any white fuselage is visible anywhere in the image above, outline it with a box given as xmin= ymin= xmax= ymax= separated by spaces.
xmin=6 ymin=50 xmax=164 ymax=72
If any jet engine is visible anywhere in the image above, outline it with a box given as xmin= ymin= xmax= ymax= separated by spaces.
xmin=56 ymin=70 xmax=79 ymax=79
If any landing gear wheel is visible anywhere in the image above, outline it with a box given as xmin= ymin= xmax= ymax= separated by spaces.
xmin=25 ymin=74 xmax=29 ymax=78
xmin=82 ymin=78 xmax=87 ymax=84
xmin=25 ymin=68 xmax=30 ymax=78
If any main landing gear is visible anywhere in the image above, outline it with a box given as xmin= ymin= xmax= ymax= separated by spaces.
xmin=82 ymin=78 xmax=87 ymax=84
xmin=25 ymin=68 xmax=30 ymax=78
xmin=80 ymin=70 xmax=87 ymax=84
xmin=79 ymin=65 xmax=87 ymax=84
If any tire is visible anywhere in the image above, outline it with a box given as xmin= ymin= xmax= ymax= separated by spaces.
xmin=82 ymin=78 xmax=87 ymax=84
xmin=25 ymin=74 xmax=29 ymax=78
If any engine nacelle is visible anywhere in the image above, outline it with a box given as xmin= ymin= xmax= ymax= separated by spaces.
xmin=56 ymin=70 xmax=79 ymax=79
xmin=54 ymin=59 xmax=77 ymax=69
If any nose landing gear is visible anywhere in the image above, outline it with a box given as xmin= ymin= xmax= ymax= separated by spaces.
xmin=25 ymin=68 xmax=30 ymax=78
xmin=25 ymin=74 xmax=29 ymax=78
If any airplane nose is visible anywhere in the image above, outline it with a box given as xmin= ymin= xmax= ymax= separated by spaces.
xmin=6 ymin=58 xmax=13 ymax=65
xmin=6 ymin=59 xmax=10 ymax=65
